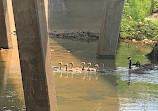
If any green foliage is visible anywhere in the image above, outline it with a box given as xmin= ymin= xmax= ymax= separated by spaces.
xmin=116 ymin=42 xmax=151 ymax=67
xmin=121 ymin=0 xmax=158 ymax=40
xmin=124 ymin=0 xmax=152 ymax=22
xmin=154 ymin=0 xmax=158 ymax=8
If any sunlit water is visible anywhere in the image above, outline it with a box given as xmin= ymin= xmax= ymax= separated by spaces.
xmin=0 ymin=37 xmax=25 ymax=110
xmin=0 ymin=37 xmax=158 ymax=111
xmin=50 ymin=38 xmax=158 ymax=111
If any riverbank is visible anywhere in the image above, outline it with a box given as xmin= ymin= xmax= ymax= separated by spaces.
xmin=49 ymin=31 xmax=99 ymax=42
xmin=49 ymin=31 xmax=158 ymax=45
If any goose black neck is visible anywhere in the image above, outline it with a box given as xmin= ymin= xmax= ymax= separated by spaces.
xmin=65 ymin=66 xmax=68 ymax=71
xmin=59 ymin=64 xmax=62 ymax=70
xmin=129 ymin=59 xmax=132 ymax=69
xmin=82 ymin=65 xmax=84 ymax=71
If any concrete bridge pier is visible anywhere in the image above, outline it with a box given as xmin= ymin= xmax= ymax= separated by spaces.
xmin=0 ymin=0 xmax=12 ymax=49
xmin=12 ymin=0 xmax=57 ymax=110
xmin=97 ymin=0 xmax=124 ymax=58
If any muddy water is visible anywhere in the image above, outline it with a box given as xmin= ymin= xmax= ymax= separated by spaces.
xmin=50 ymin=38 xmax=158 ymax=111
xmin=0 ymin=37 xmax=25 ymax=110
xmin=0 ymin=50 xmax=25 ymax=110
xmin=49 ymin=0 xmax=105 ymax=32
xmin=0 ymin=37 xmax=158 ymax=111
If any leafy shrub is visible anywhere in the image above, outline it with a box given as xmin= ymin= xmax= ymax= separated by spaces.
xmin=120 ymin=0 xmax=158 ymax=40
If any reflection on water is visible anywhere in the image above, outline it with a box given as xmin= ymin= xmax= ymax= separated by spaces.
xmin=0 ymin=37 xmax=25 ymax=110
xmin=50 ymin=38 xmax=116 ymax=69
xmin=0 ymin=37 xmax=158 ymax=110
xmin=117 ymin=67 xmax=158 ymax=111
xmin=49 ymin=0 xmax=105 ymax=32
xmin=50 ymin=38 xmax=158 ymax=111
xmin=54 ymin=72 xmax=119 ymax=111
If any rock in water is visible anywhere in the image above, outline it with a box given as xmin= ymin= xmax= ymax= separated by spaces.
xmin=146 ymin=43 xmax=158 ymax=63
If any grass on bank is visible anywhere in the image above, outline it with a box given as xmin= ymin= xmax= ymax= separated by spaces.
xmin=120 ymin=0 xmax=158 ymax=40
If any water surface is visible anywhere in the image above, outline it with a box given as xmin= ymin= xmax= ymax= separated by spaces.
xmin=0 ymin=37 xmax=25 ymax=111
xmin=49 ymin=0 xmax=105 ymax=32
xmin=50 ymin=38 xmax=158 ymax=111
xmin=0 ymin=38 xmax=158 ymax=111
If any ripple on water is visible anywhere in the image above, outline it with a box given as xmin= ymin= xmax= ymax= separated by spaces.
xmin=119 ymin=96 xmax=158 ymax=111
xmin=117 ymin=67 xmax=158 ymax=111
xmin=116 ymin=67 xmax=158 ymax=84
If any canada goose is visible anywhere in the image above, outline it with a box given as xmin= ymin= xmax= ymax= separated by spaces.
xmin=127 ymin=57 xmax=140 ymax=69
xmin=64 ymin=64 xmax=69 ymax=78
xmin=70 ymin=62 xmax=81 ymax=71
xmin=81 ymin=62 xmax=91 ymax=71
xmin=52 ymin=62 xmax=63 ymax=72
xmin=96 ymin=63 xmax=115 ymax=74
xmin=81 ymin=62 xmax=86 ymax=71
xmin=82 ymin=62 xmax=88 ymax=79
xmin=64 ymin=64 xmax=68 ymax=71
xmin=68 ymin=62 xmax=74 ymax=78
xmin=87 ymin=62 xmax=97 ymax=72
xmin=127 ymin=57 xmax=158 ymax=74
xmin=69 ymin=62 xmax=74 ymax=69
xmin=69 ymin=62 xmax=82 ymax=74
xmin=82 ymin=62 xmax=93 ymax=79
xmin=127 ymin=57 xmax=133 ymax=69
xmin=96 ymin=64 xmax=106 ymax=73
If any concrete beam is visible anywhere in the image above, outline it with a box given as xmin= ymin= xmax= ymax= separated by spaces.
xmin=44 ymin=0 xmax=48 ymax=24
xmin=0 ymin=0 xmax=12 ymax=49
xmin=7 ymin=0 xmax=16 ymax=32
xmin=12 ymin=0 xmax=57 ymax=110
xmin=97 ymin=0 xmax=124 ymax=58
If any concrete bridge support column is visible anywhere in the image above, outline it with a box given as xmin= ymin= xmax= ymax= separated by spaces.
xmin=12 ymin=0 xmax=57 ymax=110
xmin=0 ymin=0 xmax=12 ymax=49
xmin=44 ymin=0 xmax=48 ymax=23
xmin=97 ymin=0 xmax=124 ymax=58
